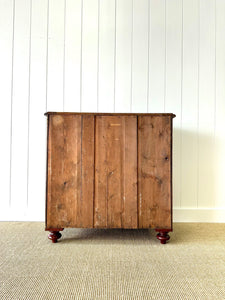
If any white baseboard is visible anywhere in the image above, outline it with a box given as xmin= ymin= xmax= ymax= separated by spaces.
xmin=173 ymin=208 xmax=225 ymax=223
xmin=0 ymin=208 xmax=44 ymax=222
xmin=1 ymin=208 xmax=225 ymax=223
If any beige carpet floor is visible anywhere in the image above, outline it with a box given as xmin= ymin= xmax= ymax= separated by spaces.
xmin=0 ymin=222 xmax=225 ymax=300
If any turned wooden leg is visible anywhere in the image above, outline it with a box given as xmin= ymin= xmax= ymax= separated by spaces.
xmin=155 ymin=229 xmax=171 ymax=244
xmin=45 ymin=228 xmax=64 ymax=243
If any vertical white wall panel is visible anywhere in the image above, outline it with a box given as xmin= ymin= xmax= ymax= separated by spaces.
xmin=27 ymin=0 xmax=47 ymax=220
xmin=198 ymin=0 xmax=216 ymax=208
xmin=115 ymin=0 xmax=132 ymax=112
xmin=148 ymin=0 xmax=165 ymax=112
xmin=215 ymin=0 xmax=225 ymax=209
xmin=10 ymin=0 xmax=30 ymax=213
xmin=131 ymin=0 xmax=148 ymax=113
xmin=181 ymin=0 xmax=199 ymax=208
xmin=165 ymin=0 xmax=182 ymax=208
xmin=98 ymin=0 xmax=115 ymax=112
xmin=64 ymin=0 xmax=82 ymax=112
xmin=1 ymin=0 xmax=225 ymax=221
xmin=81 ymin=0 xmax=98 ymax=112
xmin=0 ymin=0 xmax=14 ymax=212
xmin=47 ymin=0 xmax=64 ymax=111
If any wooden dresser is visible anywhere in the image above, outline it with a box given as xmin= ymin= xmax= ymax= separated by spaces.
xmin=45 ymin=112 xmax=175 ymax=244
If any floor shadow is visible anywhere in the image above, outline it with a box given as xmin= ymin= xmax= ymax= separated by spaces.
xmin=59 ymin=228 xmax=158 ymax=245
xmin=57 ymin=223 xmax=225 ymax=245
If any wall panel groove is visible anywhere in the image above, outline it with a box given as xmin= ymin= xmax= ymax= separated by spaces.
xmin=62 ymin=0 xmax=66 ymax=112
xmin=27 ymin=0 xmax=48 ymax=219
xmin=10 ymin=0 xmax=31 ymax=215
xmin=9 ymin=0 xmax=16 ymax=208
xmin=45 ymin=0 xmax=49 ymax=112
xmin=26 ymin=0 xmax=33 ymax=208
xmin=165 ymin=0 xmax=182 ymax=208
xmin=80 ymin=0 xmax=83 ymax=111
xmin=0 ymin=0 xmax=15 ymax=210
xmin=113 ymin=0 xmax=117 ymax=112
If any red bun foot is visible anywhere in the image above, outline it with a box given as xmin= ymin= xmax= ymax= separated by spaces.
xmin=45 ymin=228 xmax=64 ymax=243
xmin=155 ymin=229 xmax=171 ymax=244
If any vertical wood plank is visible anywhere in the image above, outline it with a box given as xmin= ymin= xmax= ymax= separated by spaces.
xmin=94 ymin=116 xmax=107 ymax=227
xmin=10 ymin=0 xmax=31 ymax=213
xmin=81 ymin=0 xmax=98 ymax=112
xmin=115 ymin=0 xmax=132 ymax=112
xmin=64 ymin=0 xmax=82 ymax=112
xmin=181 ymin=0 xmax=199 ymax=208
xmin=80 ymin=115 xmax=94 ymax=227
xmin=131 ymin=0 xmax=148 ymax=113
xmin=94 ymin=116 xmax=137 ymax=228
xmin=106 ymin=117 xmax=123 ymax=227
xmin=98 ymin=0 xmax=115 ymax=112
xmin=123 ymin=116 xmax=138 ymax=228
xmin=47 ymin=0 xmax=64 ymax=111
xmin=138 ymin=116 xmax=172 ymax=229
xmin=148 ymin=0 xmax=166 ymax=112
xmin=47 ymin=115 xmax=81 ymax=228
xmin=47 ymin=115 xmax=94 ymax=228
xmin=0 ymin=0 xmax=14 ymax=212
xmin=215 ymin=0 xmax=225 ymax=208
xmin=27 ymin=0 xmax=48 ymax=219
xmin=165 ymin=0 xmax=182 ymax=208
xmin=198 ymin=0 xmax=216 ymax=208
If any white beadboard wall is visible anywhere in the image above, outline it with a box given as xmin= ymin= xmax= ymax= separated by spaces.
xmin=0 ymin=0 xmax=225 ymax=222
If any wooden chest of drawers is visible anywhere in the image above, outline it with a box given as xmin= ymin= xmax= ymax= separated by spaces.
xmin=45 ymin=112 xmax=175 ymax=244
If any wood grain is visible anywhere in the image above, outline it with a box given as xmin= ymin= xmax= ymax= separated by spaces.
xmin=80 ymin=115 xmax=95 ymax=227
xmin=138 ymin=116 xmax=172 ymax=229
xmin=94 ymin=116 xmax=137 ymax=228
xmin=123 ymin=117 xmax=138 ymax=228
xmin=46 ymin=113 xmax=173 ymax=232
xmin=46 ymin=115 xmax=94 ymax=228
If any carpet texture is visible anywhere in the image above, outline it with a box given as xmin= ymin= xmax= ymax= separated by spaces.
xmin=0 ymin=222 xmax=225 ymax=300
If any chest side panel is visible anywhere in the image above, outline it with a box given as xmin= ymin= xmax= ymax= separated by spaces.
xmin=94 ymin=116 xmax=138 ymax=228
xmin=46 ymin=115 xmax=94 ymax=228
xmin=138 ymin=116 xmax=172 ymax=229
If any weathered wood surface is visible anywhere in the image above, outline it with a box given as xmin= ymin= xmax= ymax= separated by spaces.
xmin=81 ymin=116 xmax=95 ymax=227
xmin=138 ymin=116 xmax=172 ymax=229
xmin=94 ymin=116 xmax=137 ymax=228
xmin=46 ymin=115 xmax=94 ymax=228
xmin=46 ymin=113 xmax=174 ymax=232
